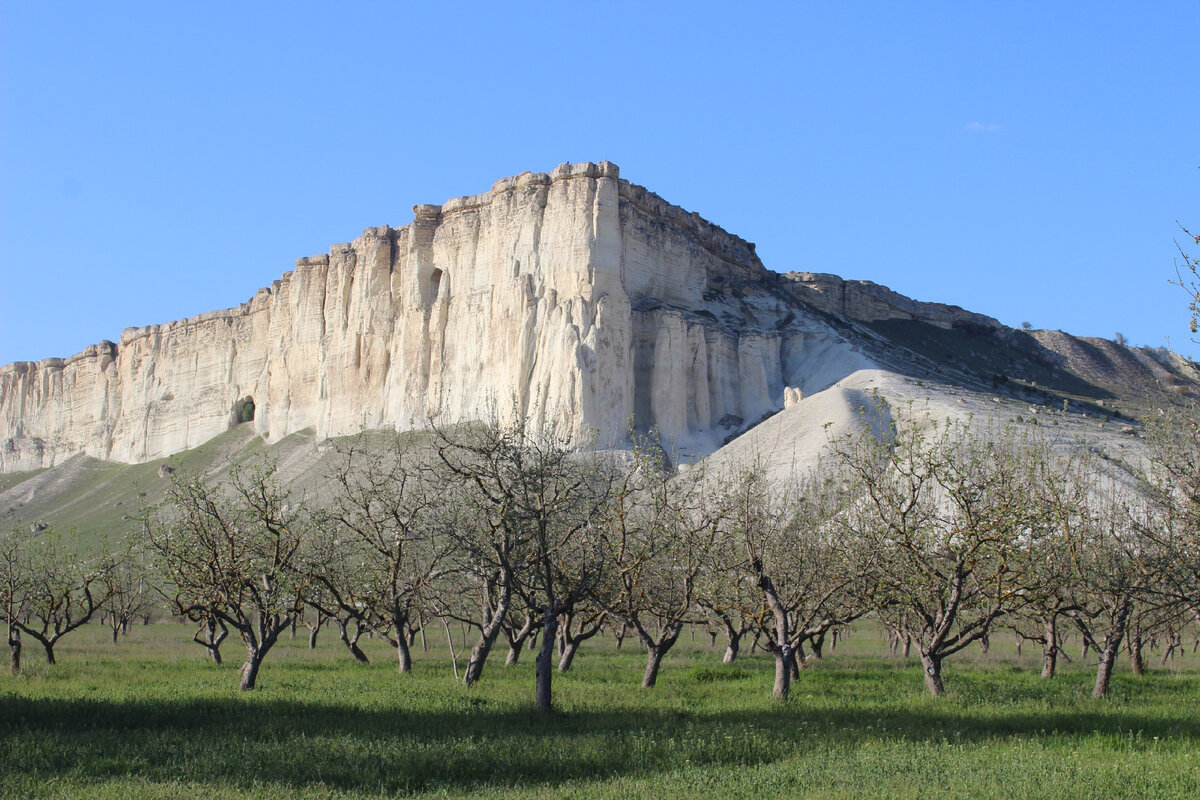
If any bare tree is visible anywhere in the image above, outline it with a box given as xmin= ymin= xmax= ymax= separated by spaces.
xmin=149 ymin=461 xmax=309 ymax=690
xmin=299 ymin=547 xmax=373 ymax=664
xmin=435 ymin=418 xmax=618 ymax=713
xmin=0 ymin=529 xmax=31 ymax=674
xmin=193 ymin=611 xmax=229 ymax=664
xmin=102 ymin=540 xmax=154 ymax=644
xmin=310 ymin=433 xmax=459 ymax=672
xmin=1068 ymin=404 xmax=1200 ymax=694
xmin=1172 ymin=222 xmax=1200 ymax=336
xmin=715 ymin=462 xmax=869 ymax=700
xmin=433 ymin=423 xmax=530 ymax=686
xmin=1003 ymin=445 xmax=1096 ymax=679
xmin=500 ymin=601 xmax=538 ymax=665
xmin=1137 ymin=406 xmax=1200 ymax=620
xmin=556 ymin=605 xmax=607 ymax=671
xmin=596 ymin=446 xmax=723 ymax=687
xmin=1063 ymin=495 xmax=1155 ymax=698
xmin=832 ymin=415 xmax=1047 ymax=696
xmin=11 ymin=528 xmax=112 ymax=665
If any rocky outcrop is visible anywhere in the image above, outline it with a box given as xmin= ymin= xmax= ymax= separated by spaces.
xmin=7 ymin=162 xmax=1189 ymax=476
xmin=782 ymin=271 xmax=1003 ymax=332
xmin=1 ymin=162 xmax=858 ymax=472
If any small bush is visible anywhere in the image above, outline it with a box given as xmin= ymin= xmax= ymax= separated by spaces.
xmin=237 ymin=398 xmax=255 ymax=423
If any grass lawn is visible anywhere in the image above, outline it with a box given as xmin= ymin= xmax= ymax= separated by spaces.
xmin=2 ymin=622 xmax=1198 ymax=798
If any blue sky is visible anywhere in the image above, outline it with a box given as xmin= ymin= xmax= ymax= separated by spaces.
xmin=2 ymin=1 xmax=1198 ymax=366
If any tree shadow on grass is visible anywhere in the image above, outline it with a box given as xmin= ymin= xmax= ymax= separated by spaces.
xmin=2 ymin=688 xmax=1199 ymax=795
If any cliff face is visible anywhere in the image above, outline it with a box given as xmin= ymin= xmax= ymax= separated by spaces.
xmin=5 ymin=162 xmax=1194 ymax=475
xmin=781 ymin=271 xmax=1003 ymax=332
xmin=1 ymin=162 xmax=843 ymax=472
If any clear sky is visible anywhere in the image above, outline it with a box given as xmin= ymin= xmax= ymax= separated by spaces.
xmin=2 ymin=1 xmax=1198 ymax=366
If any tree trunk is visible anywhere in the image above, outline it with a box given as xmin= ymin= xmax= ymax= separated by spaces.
xmin=43 ymin=641 xmax=56 ymax=665
xmin=793 ymin=639 xmax=807 ymax=674
xmin=1093 ymin=641 xmax=1120 ymax=698
xmin=463 ymin=582 xmax=510 ymax=686
xmin=558 ymin=640 xmax=580 ymax=672
xmin=534 ymin=608 xmax=558 ymax=714
xmin=1041 ymin=616 xmax=1058 ymax=679
xmin=614 ymin=622 xmax=627 ymax=650
xmin=504 ymin=614 xmax=534 ymax=666
xmin=809 ymin=631 xmax=825 ymax=659
xmin=240 ymin=653 xmax=262 ymax=691
xmin=396 ymin=635 xmax=412 ymax=673
xmin=920 ymin=652 xmax=945 ymax=696
xmin=307 ymin=617 xmax=321 ymax=649
xmin=203 ymin=619 xmax=227 ymax=664
xmin=642 ymin=645 xmax=667 ymax=687
xmin=336 ymin=619 xmax=369 ymax=664
xmin=112 ymin=626 xmax=119 ymax=645
xmin=723 ymin=635 xmax=740 ymax=664
xmin=1128 ymin=634 xmax=1145 ymax=677
xmin=772 ymin=645 xmax=792 ymax=700
xmin=756 ymin=569 xmax=791 ymax=701
xmin=1092 ymin=600 xmax=1131 ymax=699
xmin=8 ymin=628 xmax=19 ymax=675
xmin=1161 ymin=632 xmax=1181 ymax=666
xmin=902 ymin=635 xmax=912 ymax=659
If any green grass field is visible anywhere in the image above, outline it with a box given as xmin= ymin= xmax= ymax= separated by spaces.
xmin=2 ymin=622 xmax=1198 ymax=799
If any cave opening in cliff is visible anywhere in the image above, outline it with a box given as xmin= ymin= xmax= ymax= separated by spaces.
xmin=233 ymin=396 xmax=255 ymax=426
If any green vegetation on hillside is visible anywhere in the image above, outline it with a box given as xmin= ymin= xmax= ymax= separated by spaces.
xmin=0 ymin=426 xmax=322 ymax=552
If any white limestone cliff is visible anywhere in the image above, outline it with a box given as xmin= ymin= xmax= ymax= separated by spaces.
xmin=1 ymin=162 xmax=868 ymax=472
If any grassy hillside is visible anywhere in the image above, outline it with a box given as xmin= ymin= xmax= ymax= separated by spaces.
xmin=0 ymin=425 xmax=323 ymax=552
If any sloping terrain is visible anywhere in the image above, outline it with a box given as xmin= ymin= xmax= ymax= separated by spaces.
xmin=2 ymin=325 xmax=1178 ymax=551
xmin=2 ymin=163 xmax=1195 ymax=541
xmin=1 ymin=426 xmax=316 ymax=550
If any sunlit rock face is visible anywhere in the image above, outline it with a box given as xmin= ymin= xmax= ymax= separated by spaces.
xmin=2 ymin=162 xmax=862 ymax=472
